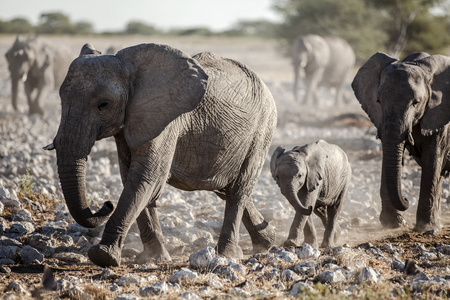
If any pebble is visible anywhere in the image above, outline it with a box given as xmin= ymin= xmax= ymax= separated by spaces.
xmin=139 ymin=281 xmax=169 ymax=297
xmin=358 ymin=266 xmax=383 ymax=284
xmin=189 ymin=246 xmax=215 ymax=269
xmin=168 ymin=268 xmax=198 ymax=285
xmin=297 ymin=243 xmax=321 ymax=259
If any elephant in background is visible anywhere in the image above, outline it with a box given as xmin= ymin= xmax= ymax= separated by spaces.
xmin=47 ymin=43 xmax=277 ymax=267
xmin=5 ymin=36 xmax=72 ymax=115
xmin=352 ymin=52 xmax=450 ymax=232
xmin=270 ymin=140 xmax=351 ymax=248
xmin=292 ymin=34 xmax=355 ymax=105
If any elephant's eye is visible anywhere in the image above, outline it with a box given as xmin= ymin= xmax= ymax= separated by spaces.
xmin=98 ymin=100 xmax=109 ymax=112
xmin=376 ymin=99 xmax=381 ymax=103
xmin=412 ymin=99 xmax=420 ymax=107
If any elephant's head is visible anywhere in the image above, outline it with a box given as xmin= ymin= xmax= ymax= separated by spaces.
xmin=5 ymin=36 xmax=41 ymax=110
xmin=270 ymin=144 xmax=327 ymax=215
xmin=51 ymin=43 xmax=208 ymax=228
xmin=352 ymin=52 xmax=450 ymax=212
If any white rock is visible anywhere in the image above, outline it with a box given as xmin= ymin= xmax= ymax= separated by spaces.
xmin=168 ymin=268 xmax=198 ymax=285
xmin=117 ymin=276 xmax=142 ymax=286
xmin=139 ymin=282 xmax=168 ymax=297
xmin=358 ymin=267 xmax=383 ymax=284
xmin=290 ymin=281 xmax=316 ymax=295
xmin=189 ymin=246 xmax=215 ymax=269
xmin=281 ymin=269 xmax=301 ymax=282
xmin=179 ymin=292 xmax=202 ymax=300
xmin=114 ymin=294 xmax=140 ymax=300
xmin=297 ymin=243 xmax=320 ymax=259
xmin=315 ymin=269 xmax=347 ymax=284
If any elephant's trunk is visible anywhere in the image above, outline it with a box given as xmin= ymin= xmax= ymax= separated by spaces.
xmin=380 ymin=140 xmax=409 ymax=211
xmin=11 ymin=76 xmax=19 ymax=111
xmin=57 ymin=161 xmax=114 ymax=228
xmin=281 ymin=182 xmax=313 ymax=215
xmin=55 ymin=123 xmax=114 ymax=228
xmin=293 ymin=64 xmax=300 ymax=101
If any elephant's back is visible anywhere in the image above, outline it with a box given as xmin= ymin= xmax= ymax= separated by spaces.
xmin=193 ymin=51 xmax=277 ymax=134
xmin=170 ymin=52 xmax=277 ymax=191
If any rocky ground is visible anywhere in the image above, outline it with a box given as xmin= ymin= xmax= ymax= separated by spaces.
xmin=0 ymin=35 xmax=449 ymax=299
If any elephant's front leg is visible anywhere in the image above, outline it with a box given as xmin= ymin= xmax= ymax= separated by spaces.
xmin=24 ymin=80 xmax=45 ymax=115
xmin=217 ymin=194 xmax=247 ymax=259
xmin=304 ymin=70 xmax=323 ymax=105
xmin=88 ymin=144 xmax=172 ymax=267
xmin=415 ymin=141 xmax=444 ymax=232
xmin=284 ymin=211 xmax=309 ymax=247
xmin=135 ymin=204 xmax=171 ymax=263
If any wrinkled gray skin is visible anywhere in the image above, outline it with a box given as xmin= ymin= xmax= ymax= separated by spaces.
xmin=292 ymin=34 xmax=355 ymax=105
xmin=352 ymin=52 xmax=450 ymax=232
xmin=5 ymin=36 xmax=72 ymax=115
xmin=50 ymin=43 xmax=277 ymax=267
xmin=270 ymin=140 xmax=351 ymax=248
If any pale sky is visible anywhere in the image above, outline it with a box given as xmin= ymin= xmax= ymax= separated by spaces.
xmin=0 ymin=0 xmax=280 ymax=32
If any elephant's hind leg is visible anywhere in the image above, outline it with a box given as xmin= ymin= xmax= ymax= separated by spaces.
xmin=242 ymin=200 xmax=275 ymax=253
xmin=135 ymin=204 xmax=171 ymax=264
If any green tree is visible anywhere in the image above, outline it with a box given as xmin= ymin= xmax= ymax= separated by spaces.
xmin=273 ymin=0 xmax=388 ymax=62
xmin=73 ymin=21 xmax=94 ymax=35
xmin=228 ymin=20 xmax=278 ymax=37
xmin=125 ymin=21 xmax=159 ymax=35
xmin=366 ymin=0 xmax=450 ymax=56
xmin=37 ymin=12 xmax=72 ymax=34
xmin=0 ymin=18 xmax=34 ymax=34
xmin=9 ymin=18 xmax=34 ymax=34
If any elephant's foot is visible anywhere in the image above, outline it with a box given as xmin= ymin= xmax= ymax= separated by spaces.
xmin=251 ymin=224 xmax=276 ymax=253
xmin=135 ymin=242 xmax=171 ymax=264
xmin=216 ymin=243 xmax=243 ymax=259
xmin=413 ymin=220 xmax=441 ymax=233
xmin=88 ymin=244 xmax=121 ymax=267
xmin=379 ymin=209 xmax=406 ymax=229
xmin=29 ymin=103 xmax=44 ymax=115
xmin=320 ymin=240 xmax=334 ymax=249
xmin=284 ymin=239 xmax=300 ymax=247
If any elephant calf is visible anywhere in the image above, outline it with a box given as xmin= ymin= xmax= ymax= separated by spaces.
xmin=270 ymin=140 xmax=351 ymax=248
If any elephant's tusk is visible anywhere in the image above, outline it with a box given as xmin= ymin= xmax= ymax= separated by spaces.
xmin=43 ymin=143 xmax=55 ymax=151
xmin=408 ymin=131 xmax=415 ymax=146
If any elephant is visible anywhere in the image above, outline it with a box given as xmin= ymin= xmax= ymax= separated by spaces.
xmin=292 ymin=34 xmax=355 ymax=105
xmin=352 ymin=51 xmax=450 ymax=232
xmin=46 ymin=43 xmax=277 ymax=267
xmin=5 ymin=36 xmax=72 ymax=115
xmin=270 ymin=140 xmax=351 ymax=248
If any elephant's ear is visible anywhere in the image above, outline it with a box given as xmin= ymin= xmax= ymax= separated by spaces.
xmin=304 ymin=141 xmax=326 ymax=193
xmin=270 ymin=146 xmax=286 ymax=181
xmin=352 ymin=52 xmax=397 ymax=130
xmin=118 ymin=44 xmax=208 ymax=149
xmin=419 ymin=55 xmax=450 ymax=135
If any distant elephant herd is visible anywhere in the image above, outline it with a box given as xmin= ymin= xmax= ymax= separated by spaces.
xmin=4 ymin=35 xmax=450 ymax=267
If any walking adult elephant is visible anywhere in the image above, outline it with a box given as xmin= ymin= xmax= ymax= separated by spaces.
xmin=46 ymin=43 xmax=277 ymax=267
xmin=292 ymin=34 xmax=355 ymax=105
xmin=5 ymin=36 xmax=72 ymax=115
xmin=352 ymin=52 xmax=450 ymax=232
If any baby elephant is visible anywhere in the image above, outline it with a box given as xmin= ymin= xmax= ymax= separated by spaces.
xmin=270 ymin=140 xmax=351 ymax=248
